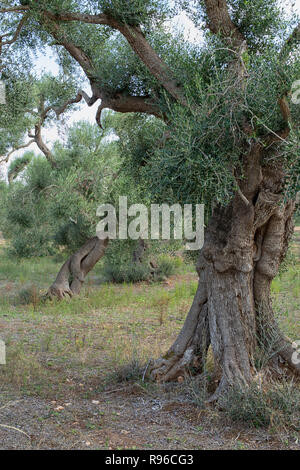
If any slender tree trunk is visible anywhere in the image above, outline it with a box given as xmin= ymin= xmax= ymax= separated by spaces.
xmin=132 ymin=238 xmax=148 ymax=264
xmin=47 ymin=236 xmax=109 ymax=299
xmin=150 ymin=146 xmax=299 ymax=400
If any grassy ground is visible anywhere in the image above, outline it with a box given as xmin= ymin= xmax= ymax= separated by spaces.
xmin=0 ymin=232 xmax=299 ymax=450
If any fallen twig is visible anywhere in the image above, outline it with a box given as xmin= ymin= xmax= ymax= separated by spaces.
xmin=0 ymin=423 xmax=31 ymax=439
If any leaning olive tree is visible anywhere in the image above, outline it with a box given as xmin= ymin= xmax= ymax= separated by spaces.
xmin=0 ymin=0 xmax=299 ymax=401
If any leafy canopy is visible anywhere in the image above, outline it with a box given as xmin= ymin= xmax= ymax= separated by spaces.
xmin=0 ymin=0 xmax=299 ymax=212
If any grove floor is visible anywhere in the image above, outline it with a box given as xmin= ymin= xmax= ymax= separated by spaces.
xmin=0 ymin=231 xmax=299 ymax=450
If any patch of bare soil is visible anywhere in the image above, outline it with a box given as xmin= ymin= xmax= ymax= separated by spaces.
xmin=0 ymin=384 xmax=299 ymax=450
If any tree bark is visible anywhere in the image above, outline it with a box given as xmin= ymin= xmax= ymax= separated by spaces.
xmin=132 ymin=238 xmax=148 ymax=264
xmin=149 ymin=147 xmax=299 ymax=400
xmin=47 ymin=236 xmax=109 ymax=299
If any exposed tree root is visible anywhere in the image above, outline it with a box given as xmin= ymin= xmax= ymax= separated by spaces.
xmin=149 ymin=161 xmax=298 ymax=403
xmin=149 ymin=267 xmax=209 ymax=382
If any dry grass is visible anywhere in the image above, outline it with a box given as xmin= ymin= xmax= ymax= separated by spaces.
xmin=272 ymin=228 xmax=300 ymax=340
xmin=0 ymin=228 xmax=299 ymax=449
xmin=0 ymin=269 xmax=198 ymax=397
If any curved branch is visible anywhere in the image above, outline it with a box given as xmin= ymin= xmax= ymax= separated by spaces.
xmin=53 ymin=89 xmax=98 ymax=117
xmin=33 ymin=124 xmax=57 ymax=168
xmin=47 ymin=20 xmax=94 ymax=79
xmin=278 ymin=96 xmax=291 ymax=123
xmin=25 ymin=97 xmax=57 ymax=168
xmin=2 ymin=87 xmax=99 ymax=168
xmin=260 ymin=92 xmax=292 ymax=146
xmin=0 ymin=139 xmax=35 ymax=164
xmin=44 ymin=11 xmax=110 ymax=25
xmin=43 ymin=10 xmax=187 ymax=106
xmin=95 ymin=92 xmax=163 ymax=128
xmin=1 ymin=13 xmax=29 ymax=46
xmin=204 ymin=0 xmax=245 ymax=48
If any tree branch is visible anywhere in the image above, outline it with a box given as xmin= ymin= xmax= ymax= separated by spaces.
xmin=204 ymin=0 xmax=245 ymax=48
xmin=279 ymin=22 xmax=300 ymax=59
xmin=32 ymin=124 xmax=57 ymax=168
xmin=95 ymin=92 xmax=163 ymax=128
xmin=260 ymin=97 xmax=291 ymax=146
xmin=22 ymin=89 xmax=101 ymax=166
xmin=0 ymin=139 xmax=35 ymax=164
xmin=1 ymin=13 xmax=29 ymax=46
xmin=23 ymin=97 xmax=58 ymax=168
xmin=0 ymin=6 xmax=29 ymax=13
xmin=114 ymin=24 xmax=188 ymax=107
xmin=46 ymin=19 xmax=94 ymax=79
xmin=44 ymin=11 xmax=110 ymax=25
xmin=42 ymin=10 xmax=188 ymax=106
xmin=39 ymin=16 xmax=165 ymax=124
xmin=278 ymin=96 xmax=291 ymax=123
xmin=53 ymin=89 xmax=98 ymax=117
xmin=262 ymin=24 xmax=300 ymax=143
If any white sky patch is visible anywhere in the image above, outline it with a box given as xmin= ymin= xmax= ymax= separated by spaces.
xmin=167 ymin=11 xmax=204 ymax=44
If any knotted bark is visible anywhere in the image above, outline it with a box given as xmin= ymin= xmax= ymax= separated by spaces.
xmin=149 ymin=147 xmax=299 ymax=401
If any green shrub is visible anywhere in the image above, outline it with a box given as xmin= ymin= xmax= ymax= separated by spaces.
xmin=8 ymin=152 xmax=33 ymax=182
xmin=103 ymin=253 xmax=183 ymax=283
xmin=8 ymin=228 xmax=55 ymax=258
xmin=221 ymin=384 xmax=272 ymax=427
xmin=16 ymin=284 xmax=40 ymax=306
xmin=152 ymin=254 xmax=178 ymax=281
xmin=110 ymin=357 xmax=144 ymax=383
xmin=103 ymin=261 xmax=151 ymax=283
xmin=221 ymin=382 xmax=300 ymax=429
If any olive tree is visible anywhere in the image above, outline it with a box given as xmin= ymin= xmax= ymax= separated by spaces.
xmin=0 ymin=0 xmax=299 ymax=401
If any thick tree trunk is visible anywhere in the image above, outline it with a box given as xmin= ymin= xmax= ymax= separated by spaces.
xmin=47 ymin=236 xmax=109 ymax=299
xmin=150 ymin=146 xmax=299 ymax=400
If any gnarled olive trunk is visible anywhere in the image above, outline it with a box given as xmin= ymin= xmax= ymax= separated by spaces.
xmin=48 ymin=236 xmax=109 ymax=299
xmin=150 ymin=146 xmax=299 ymax=400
